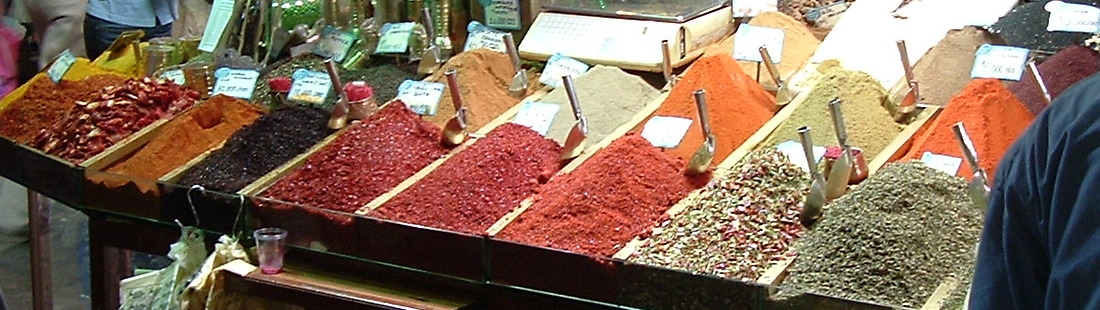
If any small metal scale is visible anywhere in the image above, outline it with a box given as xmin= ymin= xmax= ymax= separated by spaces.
xmin=518 ymin=0 xmax=734 ymax=72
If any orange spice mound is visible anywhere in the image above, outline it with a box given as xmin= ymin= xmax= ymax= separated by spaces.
xmin=902 ymin=79 xmax=1035 ymax=182
xmin=637 ymin=55 xmax=777 ymax=162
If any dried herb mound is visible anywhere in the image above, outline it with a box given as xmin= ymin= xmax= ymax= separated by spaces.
xmin=342 ymin=64 xmax=421 ymax=104
xmin=780 ymin=162 xmax=982 ymax=308
xmin=632 ymin=149 xmax=808 ymax=281
xmin=497 ymin=133 xmax=711 ymax=257
xmin=177 ymin=106 xmax=333 ymax=192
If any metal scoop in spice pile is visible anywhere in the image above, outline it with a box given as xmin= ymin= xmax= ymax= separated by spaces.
xmin=1026 ymin=61 xmax=1052 ymax=106
xmin=825 ymin=98 xmax=852 ymax=199
xmin=889 ymin=40 xmax=927 ymax=123
xmin=798 ymin=126 xmax=827 ymax=227
xmin=417 ymin=8 xmax=443 ymax=75
xmin=759 ymin=46 xmax=799 ymax=106
xmin=503 ymin=33 xmax=529 ymax=98
xmin=324 ymin=58 xmax=350 ymax=129
xmin=560 ymin=75 xmax=588 ymax=162
xmin=441 ymin=69 xmax=469 ymax=146
xmin=685 ymin=89 xmax=716 ymax=175
xmin=952 ymin=122 xmax=991 ymax=209
xmin=661 ymin=40 xmax=679 ymax=91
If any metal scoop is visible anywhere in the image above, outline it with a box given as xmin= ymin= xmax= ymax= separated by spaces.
xmin=417 ymin=8 xmax=442 ymax=75
xmin=1026 ymin=61 xmax=1052 ymax=106
xmin=441 ymin=69 xmax=469 ymax=146
xmin=661 ymin=40 xmax=678 ymax=90
xmin=685 ymin=89 xmax=716 ymax=175
xmin=324 ymin=59 xmax=349 ymax=129
xmin=798 ymin=126 xmax=828 ymax=227
xmin=560 ymin=75 xmax=588 ymax=161
xmin=952 ymin=122 xmax=991 ymax=209
xmin=759 ymin=46 xmax=799 ymax=105
xmin=893 ymin=40 xmax=921 ymax=122
xmin=503 ymin=33 xmax=528 ymax=97
xmin=825 ymin=98 xmax=851 ymax=200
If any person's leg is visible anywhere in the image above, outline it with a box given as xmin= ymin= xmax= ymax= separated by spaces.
xmin=145 ymin=21 xmax=172 ymax=40
xmin=83 ymin=14 xmax=132 ymax=60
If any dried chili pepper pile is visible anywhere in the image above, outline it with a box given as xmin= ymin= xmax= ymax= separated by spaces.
xmin=31 ymin=78 xmax=200 ymax=162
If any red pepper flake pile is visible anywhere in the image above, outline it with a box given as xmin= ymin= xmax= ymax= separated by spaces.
xmin=0 ymin=75 xmax=129 ymax=144
xmin=371 ymin=123 xmax=562 ymax=235
xmin=635 ymin=55 xmax=777 ymax=163
xmin=261 ymin=103 xmax=452 ymax=214
xmin=32 ymin=78 xmax=200 ymax=163
xmin=496 ymin=133 xmax=711 ymax=257
xmin=902 ymin=79 xmax=1034 ymax=182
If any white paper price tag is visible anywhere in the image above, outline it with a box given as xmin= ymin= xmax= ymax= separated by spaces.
xmin=464 ymin=21 xmax=507 ymax=53
xmin=970 ymin=44 xmax=1029 ymax=81
xmin=775 ymin=140 xmax=826 ymax=173
xmin=511 ymin=102 xmax=561 ymax=136
xmin=288 ymin=69 xmax=332 ymax=105
xmin=484 ymin=0 xmax=523 ymax=30
xmin=397 ymin=80 xmax=446 ymax=116
xmin=920 ymin=152 xmax=963 ymax=175
xmin=539 ymin=53 xmax=590 ymax=89
xmin=313 ymin=26 xmax=358 ymax=62
xmin=212 ymin=68 xmax=259 ymax=100
xmin=1046 ymin=1 xmax=1100 ymax=33
xmin=733 ymin=24 xmax=785 ymax=63
xmin=640 ymin=116 xmax=694 ymax=149
xmin=159 ymin=69 xmax=186 ymax=85
xmin=198 ymin=0 xmax=235 ymax=52
xmin=46 ymin=49 xmax=77 ymax=84
xmin=375 ymin=22 xmax=416 ymax=54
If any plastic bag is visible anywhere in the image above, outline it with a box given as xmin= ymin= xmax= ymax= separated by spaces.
xmin=119 ymin=226 xmax=207 ymax=310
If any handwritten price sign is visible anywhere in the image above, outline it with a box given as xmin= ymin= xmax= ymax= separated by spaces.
xmin=288 ymin=69 xmax=332 ymax=105
xmin=970 ymin=44 xmax=1029 ymax=81
xmin=397 ymin=80 xmax=445 ymax=115
xmin=212 ymin=68 xmax=260 ymax=100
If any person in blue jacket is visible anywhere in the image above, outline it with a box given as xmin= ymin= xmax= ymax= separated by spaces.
xmin=970 ymin=71 xmax=1100 ymax=309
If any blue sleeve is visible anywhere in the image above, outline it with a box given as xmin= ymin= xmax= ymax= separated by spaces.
xmin=970 ymin=73 xmax=1100 ymax=310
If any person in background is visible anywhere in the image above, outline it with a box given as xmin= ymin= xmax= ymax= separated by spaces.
xmin=970 ymin=72 xmax=1100 ymax=309
xmin=19 ymin=0 xmax=88 ymax=69
xmin=84 ymin=0 xmax=178 ymax=58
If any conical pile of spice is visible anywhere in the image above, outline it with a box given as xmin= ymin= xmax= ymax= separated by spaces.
xmin=779 ymin=162 xmax=983 ymax=308
xmin=1008 ymin=45 xmax=1100 ymax=115
xmin=631 ymin=149 xmax=808 ymax=281
xmin=103 ymin=95 xmax=265 ymax=181
xmin=902 ymin=79 xmax=1034 ymax=182
xmin=0 ymin=74 xmax=129 ymax=144
xmin=702 ymin=12 xmax=821 ymax=90
xmin=636 ymin=55 xmax=777 ymax=163
xmin=370 ymin=123 xmax=562 ymax=235
xmin=534 ymin=65 xmax=659 ymax=144
xmin=765 ymin=61 xmax=901 ymax=159
xmin=496 ymin=133 xmax=711 ymax=257
xmin=422 ymin=49 xmax=540 ymax=131
xmin=912 ymin=27 xmax=1003 ymax=106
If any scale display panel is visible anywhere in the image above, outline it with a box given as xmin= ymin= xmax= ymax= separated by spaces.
xmin=542 ymin=0 xmax=727 ymax=22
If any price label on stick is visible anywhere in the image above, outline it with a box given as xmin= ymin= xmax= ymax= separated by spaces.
xmin=511 ymin=102 xmax=561 ymax=136
xmin=375 ymin=22 xmax=416 ymax=54
xmin=288 ymin=69 xmax=332 ymax=105
xmin=396 ymin=80 xmax=445 ymax=116
xmin=1046 ymin=1 xmax=1100 ymax=33
xmin=539 ymin=53 xmax=590 ymax=88
xmin=920 ymin=152 xmax=963 ymax=175
xmin=970 ymin=44 xmax=1029 ymax=81
xmin=313 ymin=26 xmax=358 ymax=62
xmin=212 ymin=68 xmax=259 ymax=100
xmin=46 ymin=49 xmax=77 ymax=83
xmin=640 ymin=116 xmax=694 ymax=149
xmin=733 ymin=24 xmax=785 ymax=63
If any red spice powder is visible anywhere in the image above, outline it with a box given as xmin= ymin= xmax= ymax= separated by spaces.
xmin=496 ymin=133 xmax=711 ymax=257
xmin=262 ymin=103 xmax=452 ymax=214
xmin=1009 ymin=45 xmax=1100 ymax=115
xmin=371 ymin=123 xmax=562 ymax=234
xmin=104 ymin=95 xmax=264 ymax=180
xmin=0 ymin=75 xmax=129 ymax=144
xmin=903 ymin=79 xmax=1034 ymax=182
xmin=635 ymin=55 xmax=777 ymax=163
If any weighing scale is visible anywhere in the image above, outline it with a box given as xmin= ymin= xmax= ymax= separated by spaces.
xmin=519 ymin=0 xmax=733 ymax=72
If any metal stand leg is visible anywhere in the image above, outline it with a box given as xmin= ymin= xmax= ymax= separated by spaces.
xmin=27 ymin=190 xmax=52 ymax=310
xmin=88 ymin=217 xmax=132 ymax=310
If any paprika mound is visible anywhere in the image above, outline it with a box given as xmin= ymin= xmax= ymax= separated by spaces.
xmin=497 ymin=133 xmax=710 ymax=257
xmin=902 ymin=79 xmax=1034 ymax=182
xmin=0 ymin=74 xmax=129 ymax=144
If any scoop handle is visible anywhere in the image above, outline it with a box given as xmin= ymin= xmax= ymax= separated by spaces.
xmin=421 ymin=8 xmax=436 ymax=45
xmin=798 ymin=126 xmax=821 ymax=181
xmin=661 ymin=40 xmax=674 ymax=85
xmin=897 ymin=40 xmax=914 ymax=84
xmin=827 ymin=98 xmax=848 ymax=147
xmin=444 ymin=69 xmax=464 ymax=111
xmin=759 ymin=46 xmax=783 ymax=86
xmin=693 ymin=90 xmax=712 ymax=137
xmin=952 ymin=122 xmax=982 ymax=173
xmin=1026 ymin=61 xmax=1052 ymax=105
xmin=503 ymin=33 xmax=522 ymax=72
xmin=324 ymin=58 xmax=345 ymax=97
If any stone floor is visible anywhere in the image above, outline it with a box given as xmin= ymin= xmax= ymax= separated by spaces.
xmin=0 ymin=202 xmax=91 ymax=310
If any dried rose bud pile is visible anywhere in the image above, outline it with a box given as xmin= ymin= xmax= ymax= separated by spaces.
xmin=32 ymin=78 xmax=200 ymax=162
xmin=631 ymin=149 xmax=808 ymax=281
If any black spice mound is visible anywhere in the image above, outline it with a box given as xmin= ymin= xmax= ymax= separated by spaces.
xmin=988 ymin=1 xmax=1100 ymax=53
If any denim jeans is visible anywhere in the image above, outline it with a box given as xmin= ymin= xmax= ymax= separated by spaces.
xmin=83 ymin=14 xmax=172 ymax=59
